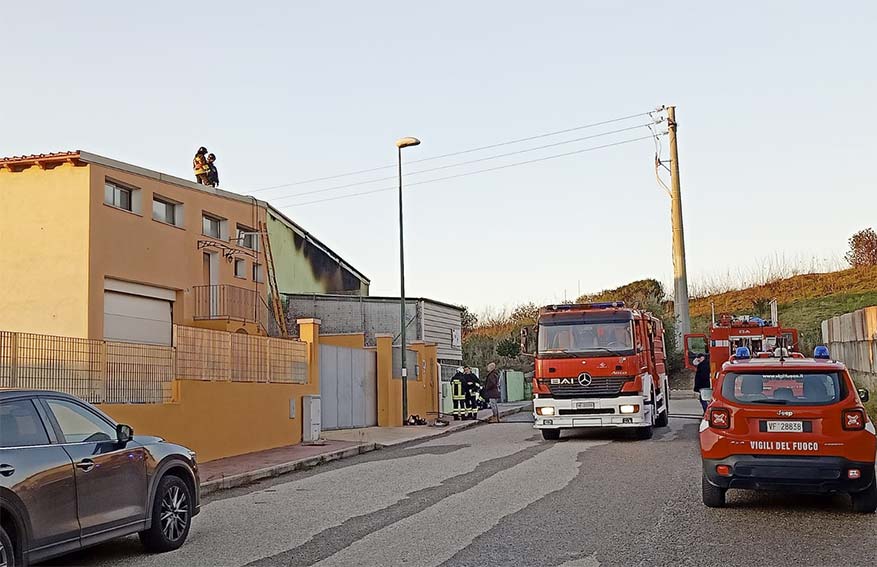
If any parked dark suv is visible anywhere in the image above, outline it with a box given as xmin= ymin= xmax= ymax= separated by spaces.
xmin=0 ymin=390 xmax=200 ymax=566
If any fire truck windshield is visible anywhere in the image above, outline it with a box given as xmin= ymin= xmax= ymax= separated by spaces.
xmin=538 ymin=321 xmax=634 ymax=357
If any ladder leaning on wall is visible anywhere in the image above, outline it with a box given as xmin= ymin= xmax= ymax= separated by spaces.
xmin=259 ymin=221 xmax=289 ymax=337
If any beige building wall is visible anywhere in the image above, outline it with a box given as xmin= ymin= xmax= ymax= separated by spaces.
xmin=86 ymin=163 xmax=269 ymax=339
xmin=0 ymin=163 xmax=91 ymax=336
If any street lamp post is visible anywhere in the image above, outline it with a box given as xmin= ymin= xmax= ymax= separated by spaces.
xmin=395 ymin=136 xmax=420 ymax=424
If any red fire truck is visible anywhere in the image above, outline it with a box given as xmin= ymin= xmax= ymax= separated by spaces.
xmin=684 ymin=312 xmax=800 ymax=378
xmin=522 ymin=302 xmax=669 ymax=440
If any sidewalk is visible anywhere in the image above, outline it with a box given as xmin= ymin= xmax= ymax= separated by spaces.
xmin=200 ymin=401 xmax=531 ymax=496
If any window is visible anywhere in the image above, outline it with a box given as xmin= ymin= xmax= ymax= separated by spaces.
xmin=152 ymin=195 xmax=180 ymax=225
xmin=104 ymin=181 xmax=133 ymax=211
xmin=721 ymin=372 xmax=844 ymax=406
xmin=235 ymin=258 xmax=247 ymax=278
xmin=0 ymin=399 xmax=50 ymax=447
xmin=237 ymin=225 xmax=258 ymax=250
xmin=538 ymin=321 xmax=634 ymax=357
xmin=252 ymin=263 xmax=264 ymax=283
xmin=46 ymin=399 xmax=116 ymax=443
xmin=202 ymin=214 xmax=222 ymax=238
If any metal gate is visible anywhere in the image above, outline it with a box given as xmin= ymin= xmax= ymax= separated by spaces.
xmin=319 ymin=345 xmax=377 ymax=430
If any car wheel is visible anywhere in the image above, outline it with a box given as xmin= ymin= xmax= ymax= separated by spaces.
xmin=140 ymin=475 xmax=193 ymax=552
xmin=0 ymin=524 xmax=16 ymax=567
xmin=702 ymin=474 xmax=726 ymax=508
xmin=541 ymin=429 xmax=561 ymax=441
xmin=851 ymin=482 xmax=877 ymax=514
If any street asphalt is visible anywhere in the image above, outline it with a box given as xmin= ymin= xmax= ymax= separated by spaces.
xmin=49 ymin=398 xmax=877 ymax=567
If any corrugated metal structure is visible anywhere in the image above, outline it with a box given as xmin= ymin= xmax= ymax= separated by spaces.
xmin=284 ymin=294 xmax=463 ymax=365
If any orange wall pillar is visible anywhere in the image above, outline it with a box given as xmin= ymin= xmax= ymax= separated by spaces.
xmin=376 ymin=334 xmax=402 ymax=427
xmin=298 ymin=318 xmax=321 ymax=386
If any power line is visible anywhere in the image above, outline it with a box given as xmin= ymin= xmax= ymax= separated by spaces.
xmin=281 ymin=134 xmax=659 ymax=208
xmin=248 ymin=110 xmax=656 ymax=193
xmin=269 ymin=122 xmax=658 ymax=204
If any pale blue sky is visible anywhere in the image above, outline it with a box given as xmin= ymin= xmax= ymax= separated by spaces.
xmin=2 ymin=1 xmax=875 ymax=312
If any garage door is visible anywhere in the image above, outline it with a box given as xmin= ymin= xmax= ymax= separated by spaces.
xmin=104 ymin=291 xmax=172 ymax=345
xmin=319 ymin=345 xmax=377 ymax=430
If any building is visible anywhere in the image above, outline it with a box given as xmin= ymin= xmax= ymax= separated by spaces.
xmin=284 ymin=293 xmax=463 ymax=370
xmin=0 ymin=151 xmax=368 ymax=344
xmin=266 ymin=206 xmax=369 ymax=296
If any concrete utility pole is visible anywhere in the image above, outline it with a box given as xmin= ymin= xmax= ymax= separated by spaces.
xmin=666 ymin=106 xmax=691 ymax=345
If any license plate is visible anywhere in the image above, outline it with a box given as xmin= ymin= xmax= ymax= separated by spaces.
xmin=575 ymin=402 xmax=595 ymax=410
xmin=766 ymin=420 xmax=803 ymax=433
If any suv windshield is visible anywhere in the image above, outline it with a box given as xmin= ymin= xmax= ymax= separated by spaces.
xmin=538 ymin=321 xmax=634 ymax=357
xmin=721 ymin=372 xmax=844 ymax=406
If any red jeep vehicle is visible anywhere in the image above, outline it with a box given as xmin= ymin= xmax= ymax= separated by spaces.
xmin=699 ymin=346 xmax=877 ymax=512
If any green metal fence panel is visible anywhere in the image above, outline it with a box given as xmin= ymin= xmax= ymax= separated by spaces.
xmin=505 ymin=370 xmax=525 ymax=402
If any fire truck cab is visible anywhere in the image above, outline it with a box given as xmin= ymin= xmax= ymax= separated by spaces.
xmin=523 ymin=302 xmax=669 ymax=441
xmin=685 ymin=313 xmax=800 ymax=378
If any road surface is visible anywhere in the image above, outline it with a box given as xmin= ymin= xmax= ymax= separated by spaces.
xmin=51 ymin=398 xmax=877 ymax=566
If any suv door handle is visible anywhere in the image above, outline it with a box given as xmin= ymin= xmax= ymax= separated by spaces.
xmin=0 ymin=464 xmax=14 ymax=477
xmin=76 ymin=459 xmax=95 ymax=473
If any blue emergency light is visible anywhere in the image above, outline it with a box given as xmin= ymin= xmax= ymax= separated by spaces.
xmin=813 ymin=346 xmax=831 ymax=360
xmin=735 ymin=346 xmax=751 ymax=360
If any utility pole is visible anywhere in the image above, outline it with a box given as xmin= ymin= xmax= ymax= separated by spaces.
xmin=666 ymin=105 xmax=691 ymax=345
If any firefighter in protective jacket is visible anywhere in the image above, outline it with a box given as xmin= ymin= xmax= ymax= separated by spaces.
xmin=462 ymin=367 xmax=480 ymax=420
xmin=450 ymin=369 xmax=466 ymax=420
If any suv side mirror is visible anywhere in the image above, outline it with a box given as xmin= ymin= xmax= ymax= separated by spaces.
xmin=116 ymin=423 xmax=134 ymax=443
xmin=858 ymin=388 xmax=870 ymax=403
xmin=700 ymin=388 xmax=714 ymax=402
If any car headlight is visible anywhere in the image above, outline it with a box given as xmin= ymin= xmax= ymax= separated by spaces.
xmin=536 ymin=406 xmax=556 ymax=416
xmin=188 ymin=450 xmax=197 ymax=462
xmin=619 ymin=404 xmax=640 ymax=414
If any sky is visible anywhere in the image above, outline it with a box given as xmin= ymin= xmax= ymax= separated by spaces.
xmin=2 ymin=1 xmax=875 ymax=313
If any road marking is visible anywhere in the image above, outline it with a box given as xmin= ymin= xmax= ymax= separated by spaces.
xmin=316 ymin=439 xmax=610 ymax=567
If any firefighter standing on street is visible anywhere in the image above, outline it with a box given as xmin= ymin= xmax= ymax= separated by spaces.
xmin=450 ymin=368 xmax=466 ymax=420
xmin=462 ymin=366 xmax=480 ymax=420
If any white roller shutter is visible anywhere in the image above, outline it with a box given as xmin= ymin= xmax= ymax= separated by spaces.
xmin=104 ymin=291 xmax=172 ymax=345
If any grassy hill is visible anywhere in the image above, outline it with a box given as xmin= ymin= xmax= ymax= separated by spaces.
xmin=463 ymin=266 xmax=877 ymax=375
xmin=689 ymin=266 xmax=877 ymax=353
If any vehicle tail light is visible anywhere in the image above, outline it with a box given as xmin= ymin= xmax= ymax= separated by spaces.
xmin=716 ymin=465 xmax=732 ymax=477
xmin=849 ymin=469 xmax=862 ymax=479
xmin=843 ymin=409 xmax=866 ymax=431
xmin=709 ymin=408 xmax=730 ymax=429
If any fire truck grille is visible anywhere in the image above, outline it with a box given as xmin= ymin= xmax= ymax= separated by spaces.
xmin=545 ymin=377 xmax=633 ymax=399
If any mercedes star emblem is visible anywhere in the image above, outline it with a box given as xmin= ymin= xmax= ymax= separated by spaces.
xmin=578 ymin=373 xmax=593 ymax=386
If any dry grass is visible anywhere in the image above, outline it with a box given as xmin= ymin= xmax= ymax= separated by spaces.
xmin=690 ymin=266 xmax=877 ymax=318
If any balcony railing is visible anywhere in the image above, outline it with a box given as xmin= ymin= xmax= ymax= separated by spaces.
xmin=193 ymin=284 xmax=270 ymax=329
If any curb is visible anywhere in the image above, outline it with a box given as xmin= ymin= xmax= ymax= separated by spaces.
xmin=382 ymin=403 xmax=532 ymax=448
xmin=200 ymin=442 xmax=379 ymax=496
xmin=199 ymin=403 xmax=531 ymax=496
xmin=670 ymin=389 xmax=697 ymax=399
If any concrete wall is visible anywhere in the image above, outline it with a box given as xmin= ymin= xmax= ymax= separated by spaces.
xmin=822 ymin=306 xmax=877 ymax=387
xmin=98 ymin=318 xmax=322 ymax=462
xmin=266 ymin=211 xmax=368 ymax=296
xmin=0 ymin=162 xmax=91 ymax=337
xmin=99 ymin=379 xmax=317 ymax=463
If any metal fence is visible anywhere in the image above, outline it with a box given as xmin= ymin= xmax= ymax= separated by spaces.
xmin=0 ymin=326 xmax=309 ymax=404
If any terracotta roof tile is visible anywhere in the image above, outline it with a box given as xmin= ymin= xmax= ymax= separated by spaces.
xmin=0 ymin=151 xmax=80 ymax=164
